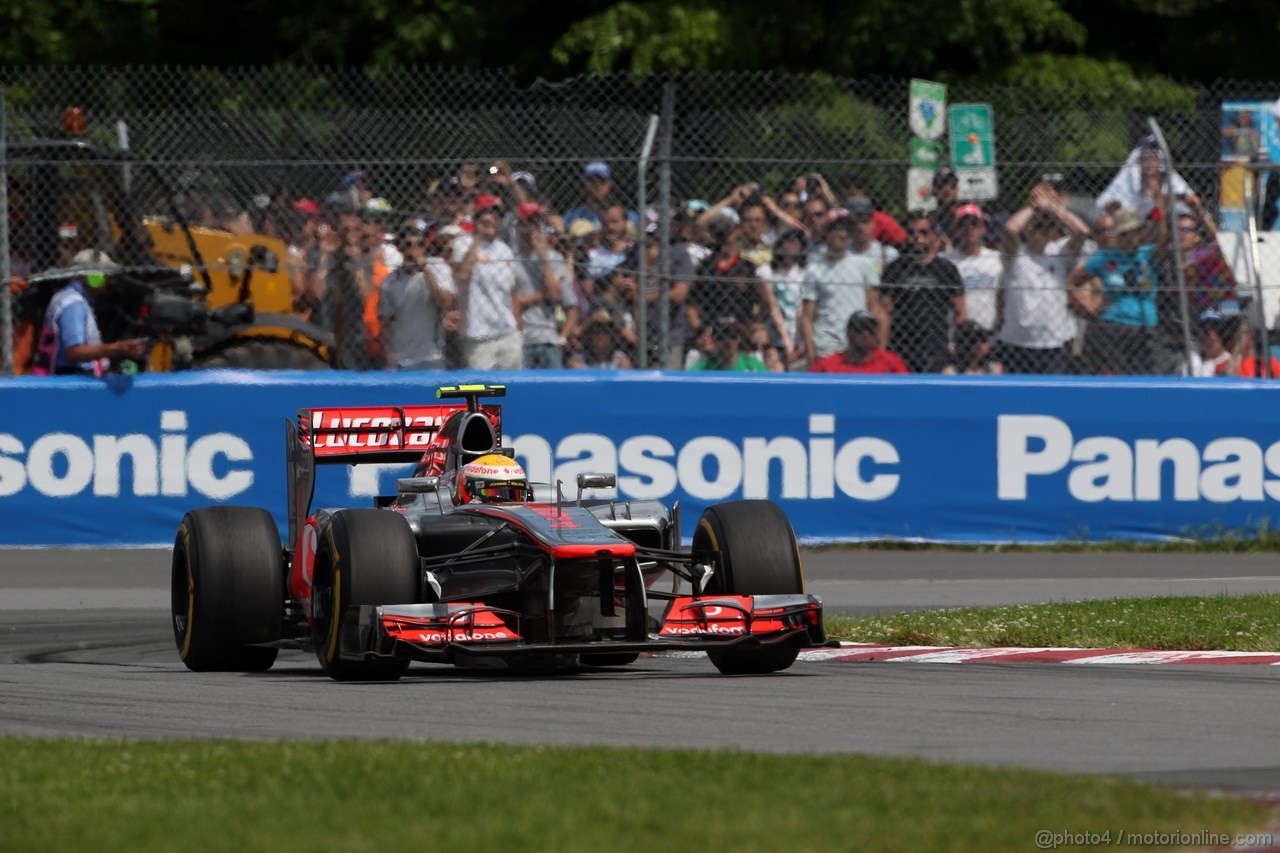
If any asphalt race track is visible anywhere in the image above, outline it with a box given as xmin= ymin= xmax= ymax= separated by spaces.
xmin=3 ymin=548 xmax=1280 ymax=791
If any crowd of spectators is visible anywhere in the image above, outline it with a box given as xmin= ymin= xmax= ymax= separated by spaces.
xmin=76 ymin=135 xmax=1274 ymax=378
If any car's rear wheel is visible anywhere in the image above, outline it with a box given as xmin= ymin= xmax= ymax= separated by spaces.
xmin=172 ymin=506 xmax=283 ymax=672
xmin=693 ymin=500 xmax=805 ymax=675
xmin=313 ymin=509 xmax=419 ymax=681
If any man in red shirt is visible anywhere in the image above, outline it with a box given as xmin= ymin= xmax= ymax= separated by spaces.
xmin=809 ymin=310 xmax=909 ymax=374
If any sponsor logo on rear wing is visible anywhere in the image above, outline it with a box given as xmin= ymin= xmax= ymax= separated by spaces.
xmin=298 ymin=404 xmax=500 ymax=462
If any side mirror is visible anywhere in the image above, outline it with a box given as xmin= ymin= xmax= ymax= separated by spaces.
xmin=576 ymin=473 xmax=617 ymax=504
xmin=397 ymin=476 xmax=440 ymax=494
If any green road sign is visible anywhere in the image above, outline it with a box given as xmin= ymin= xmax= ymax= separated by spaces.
xmin=948 ymin=103 xmax=997 ymax=200
xmin=949 ymin=104 xmax=995 ymax=169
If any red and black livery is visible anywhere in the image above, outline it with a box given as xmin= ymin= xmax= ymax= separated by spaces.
xmin=172 ymin=384 xmax=827 ymax=680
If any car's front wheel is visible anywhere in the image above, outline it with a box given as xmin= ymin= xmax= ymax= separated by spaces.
xmin=693 ymin=500 xmax=805 ymax=675
xmin=312 ymin=509 xmax=420 ymax=681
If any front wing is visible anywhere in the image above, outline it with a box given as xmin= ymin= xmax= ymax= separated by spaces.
xmin=348 ymin=594 xmax=826 ymax=664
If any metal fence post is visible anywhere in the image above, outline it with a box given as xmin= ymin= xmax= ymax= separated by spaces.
xmin=0 ymin=84 xmax=11 ymax=376
xmin=1147 ymin=119 xmax=1193 ymax=372
xmin=1242 ymin=168 xmax=1272 ymax=376
xmin=656 ymin=81 xmax=676 ymax=368
xmin=636 ymin=114 xmax=659 ymax=368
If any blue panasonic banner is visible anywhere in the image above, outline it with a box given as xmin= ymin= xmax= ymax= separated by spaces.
xmin=1 ymin=371 xmax=1279 ymax=546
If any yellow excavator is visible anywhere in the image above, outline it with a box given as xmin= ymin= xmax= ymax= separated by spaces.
xmin=8 ymin=135 xmax=332 ymax=373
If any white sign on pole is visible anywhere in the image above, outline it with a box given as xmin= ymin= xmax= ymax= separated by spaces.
xmin=907 ymin=80 xmax=947 ymax=209
xmin=906 ymin=168 xmax=938 ymax=212
xmin=909 ymin=79 xmax=947 ymax=141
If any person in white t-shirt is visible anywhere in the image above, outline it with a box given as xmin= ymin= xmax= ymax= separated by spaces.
xmin=997 ymin=185 xmax=1091 ymax=374
xmin=845 ymin=196 xmax=899 ymax=277
xmin=799 ymin=212 xmax=880 ymax=365
xmin=943 ymin=203 xmax=1003 ymax=332
xmin=451 ymin=201 xmax=522 ymax=370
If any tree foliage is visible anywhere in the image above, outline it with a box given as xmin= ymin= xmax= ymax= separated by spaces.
xmin=0 ymin=0 xmax=1277 ymax=89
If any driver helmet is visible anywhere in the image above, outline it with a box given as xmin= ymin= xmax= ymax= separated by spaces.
xmin=454 ymin=454 xmax=529 ymax=505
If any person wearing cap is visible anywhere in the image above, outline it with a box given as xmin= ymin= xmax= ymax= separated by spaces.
xmin=997 ymin=183 xmax=1091 ymax=374
xmin=839 ymin=173 xmax=906 ymax=249
xmin=1069 ymin=206 xmax=1160 ymax=374
xmin=563 ymin=161 xmax=638 ymax=232
xmin=943 ymin=203 xmax=1002 ymax=333
xmin=943 ymin=321 xmax=1003 ymax=375
xmin=688 ymin=320 xmax=765 ymax=372
xmin=1183 ymin=310 xmax=1238 ymax=377
xmin=799 ymin=211 xmax=880 ymax=367
xmin=376 ymin=224 xmax=455 ymax=370
xmin=808 ymin=310 xmax=907 ymax=375
xmin=845 ymin=196 xmax=900 ymax=276
xmin=451 ymin=199 xmax=522 ymax=370
xmin=31 ymin=251 xmax=146 ymax=376
xmin=512 ymin=203 xmax=578 ymax=369
xmin=568 ymin=309 xmax=632 ymax=370
xmin=878 ymin=210 xmax=965 ymax=373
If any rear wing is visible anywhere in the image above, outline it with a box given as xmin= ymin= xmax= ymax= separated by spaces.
xmin=284 ymin=385 xmax=507 ymax=544
xmin=299 ymin=404 xmax=481 ymax=464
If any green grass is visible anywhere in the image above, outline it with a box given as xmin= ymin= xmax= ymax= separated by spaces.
xmin=826 ymin=594 xmax=1280 ymax=651
xmin=0 ymin=739 xmax=1269 ymax=852
xmin=812 ymin=521 xmax=1280 ymax=553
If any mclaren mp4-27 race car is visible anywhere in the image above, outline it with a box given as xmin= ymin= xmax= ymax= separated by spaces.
xmin=171 ymin=384 xmax=827 ymax=680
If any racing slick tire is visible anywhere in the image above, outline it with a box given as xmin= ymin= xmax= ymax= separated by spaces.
xmin=172 ymin=506 xmax=284 ymax=672
xmin=694 ymin=500 xmax=805 ymax=675
xmin=313 ymin=509 xmax=419 ymax=681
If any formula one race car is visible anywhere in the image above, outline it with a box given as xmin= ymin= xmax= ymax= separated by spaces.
xmin=171 ymin=384 xmax=826 ymax=680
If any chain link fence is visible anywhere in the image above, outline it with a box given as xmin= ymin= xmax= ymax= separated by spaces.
xmin=3 ymin=67 xmax=1278 ymax=376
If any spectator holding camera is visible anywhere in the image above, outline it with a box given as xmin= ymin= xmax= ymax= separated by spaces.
xmin=377 ymin=224 xmax=455 ymax=370
xmin=512 ymin=203 xmax=578 ymax=369
xmin=997 ymin=184 xmax=1090 ymax=374
xmin=451 ymin=198 xmax=522 ymax=370
xmin=688 ymin=213 xmax=762 ymax=333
